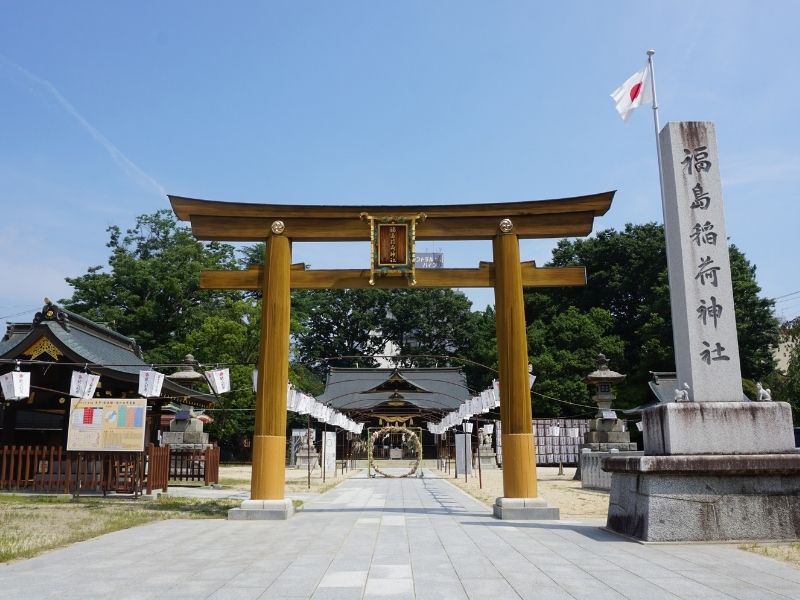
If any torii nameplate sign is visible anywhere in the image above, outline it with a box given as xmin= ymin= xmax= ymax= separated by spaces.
xmin=170 ymin=192 xmax=614 ymax=520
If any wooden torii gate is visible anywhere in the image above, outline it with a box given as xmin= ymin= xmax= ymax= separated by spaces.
xmin=170 ymin=192 xmax=613 ymax=518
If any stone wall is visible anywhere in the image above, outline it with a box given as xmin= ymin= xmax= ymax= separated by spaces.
xmin=580 ymin=450 xmax=643 ymax=490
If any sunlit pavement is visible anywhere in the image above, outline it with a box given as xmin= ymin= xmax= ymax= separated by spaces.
xmin=2 ymin=470 xmax=800 ymax=599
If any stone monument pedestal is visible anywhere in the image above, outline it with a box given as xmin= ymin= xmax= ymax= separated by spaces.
xmin=604 ymin=402 xmax=800 ymax=541
xmin=641 ymin=401 xmax=794 ymax=455
xmin=296 ymin=446 xmax=319 ymax=470
xmin=581 ymin=418 xmax=637 ymax=452
xmin=477 ymin=446 xmax=499 ymax=470
xmin=579 ymin=418 xmax=638 ymax=489
xmin=492 ymin=497 xmax=560 ymax=520
xmin=228 ymin=498 xmax=295 ymax=520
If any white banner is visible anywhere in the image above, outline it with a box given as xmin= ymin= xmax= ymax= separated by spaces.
xmin=0 ymin=371 xmax=30 ymax=400
xmin=138 ymin=370 xmax=164 ymax=398
xmin=70 ymin=371 xmax=100 ymax=399
xmin=205 ymin=368 xmax=231 ymax=394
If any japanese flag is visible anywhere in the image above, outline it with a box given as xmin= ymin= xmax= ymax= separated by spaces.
xmin=610 ymin=63 xmax=652 ymax=122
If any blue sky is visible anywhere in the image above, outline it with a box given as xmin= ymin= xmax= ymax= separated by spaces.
xmin=2 ymin=1 xmax=799 ymax=333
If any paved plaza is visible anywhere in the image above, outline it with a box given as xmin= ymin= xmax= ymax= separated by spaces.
xmin=2 ymin=472 xmax=800 ymax=599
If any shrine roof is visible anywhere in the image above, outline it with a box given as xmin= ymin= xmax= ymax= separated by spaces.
xmin=0 ymin=302 xmax=215 ymax=407
xmin=318 ymin=366 xmax=470 ymax=412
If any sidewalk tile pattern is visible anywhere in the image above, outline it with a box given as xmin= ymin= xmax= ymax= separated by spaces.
xmin=2 ymin=471 xmax=800 ymax=599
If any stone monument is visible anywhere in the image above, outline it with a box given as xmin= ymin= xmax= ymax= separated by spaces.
xmin=476 ymin=423 xmax=499 ymax=470
xmin=322 ymin=431 xmax=336 ymax=475
xmin=161 ymin=410 xmax=210 ymax=448
xmin=295 ymin=430 xmax=319 ymax=470
xmin=604 ymin=122 xmax=800 ymax=541
xmin=454 ymin=431 xmax=473 ymax=475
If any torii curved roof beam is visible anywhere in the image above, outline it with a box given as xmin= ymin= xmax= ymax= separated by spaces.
xmin=169 ymin=192 xmax=614 ymax=242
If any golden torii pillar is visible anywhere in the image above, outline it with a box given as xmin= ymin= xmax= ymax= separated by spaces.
xmin=170 ymin=192 xmax=613 ymax=519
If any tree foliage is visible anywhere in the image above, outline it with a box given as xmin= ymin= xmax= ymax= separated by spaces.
xmin=769 ymin=318 xmax=800 ymax=422
xmin=533 ymin=223 xmax=779 ymax=408
xmin=292 ymin=288 xmax=391 ymax=372
xmin=62 ymin=210 xmax=240 ymax=364
xmin=60 ymin=211 xmax=326 ymax=454
xmin=291 ymin=288 xmax=493 ymax=390
xmin=524 ymin=293 xmax=624 ymax=417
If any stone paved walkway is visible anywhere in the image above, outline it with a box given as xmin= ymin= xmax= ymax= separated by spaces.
xmin=2 ymin=472 xmax=800 ymax=599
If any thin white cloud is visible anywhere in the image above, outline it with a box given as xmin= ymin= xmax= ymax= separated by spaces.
xmin=0 ymin=54 xmax=166 ymax=198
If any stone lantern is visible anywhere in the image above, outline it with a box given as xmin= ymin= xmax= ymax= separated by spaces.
xmin=166 ymin=354 xmax=207 ymax=388
xmin=163 ymin=354 xmax=210 ymax=448
xmin=584 ymin=354 xmax=626 ymax=418
xmin=579 ymin=354 xmax=639 ymax=490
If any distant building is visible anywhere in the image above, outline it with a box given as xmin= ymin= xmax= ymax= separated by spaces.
xmin=0 ymin=300 xmax=215 ymax=447
xmin=415 ymin=252 xmax=444 ymax=269
xmin=774 ymin=326 xmax=798 ymax=373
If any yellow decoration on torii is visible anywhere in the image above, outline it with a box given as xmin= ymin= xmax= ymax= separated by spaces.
xmin=360 ymin=213 xmax=425 ymax=286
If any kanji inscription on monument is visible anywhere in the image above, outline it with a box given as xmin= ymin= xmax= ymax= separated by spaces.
xmin=659 ymin=122 xmax=743 ymax=402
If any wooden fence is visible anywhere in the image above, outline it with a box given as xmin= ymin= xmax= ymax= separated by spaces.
xmin=168 ymin=445 xmax=220 ymax=485
xmin=0 ymin=443 xmax=216 ymax=495
xmin=147 ymin=444 xmax=170 ymax=494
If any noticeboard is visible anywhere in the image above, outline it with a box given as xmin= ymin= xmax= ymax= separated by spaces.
xmin=67 ymin=398 xmax=147 ymax=452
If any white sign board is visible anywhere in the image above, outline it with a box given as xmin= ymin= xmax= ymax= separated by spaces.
xmin=660 ymin=122 xmax=743 ymax=401
xmin=322 ymin=431 xmax=337 ymax=474
xmin=454 ymin=433 xmax=473 ymax=475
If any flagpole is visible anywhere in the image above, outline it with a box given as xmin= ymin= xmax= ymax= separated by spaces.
xmin=647 ymin=49 xmax=668 ymax=224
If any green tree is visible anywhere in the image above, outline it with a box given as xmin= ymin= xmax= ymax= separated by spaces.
xmin=539 ymin=223 xmax=779 ymax=407
xmin=382 ymin=289 xmax=475 ymax=363
xmin=62 ymin=211 xmax=262 ymax=453
xmin=769 ymin=318 xmax=800 ymax=422
xmin=291 ymin=288 xmax=392 ymax=374
xmin=526 ymin=302 xmax=624 ymax=417
xmin=729 ymin=244 xmax=780 ymax=379
xmin=62 ymin=210 xmax=241 ymax=364
xmin=460 ymin=306 xmax=498 ymax=392
xmin=167 ymin=299 xmax=259 ymax=453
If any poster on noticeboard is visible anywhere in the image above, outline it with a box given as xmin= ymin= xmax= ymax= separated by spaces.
xmin=67 ymin=398 xmax=147 ymax=451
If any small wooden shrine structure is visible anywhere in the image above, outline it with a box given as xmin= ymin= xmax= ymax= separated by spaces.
xmin=0 ymin=300 xmax=215 ymax=446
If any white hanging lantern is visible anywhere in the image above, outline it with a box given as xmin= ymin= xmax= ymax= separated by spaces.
xmin=297 ymin=395 xmax=312 ymax=415
xmin=70 ymin=370 xmax=100 ymax=399
xmin=463 ymin=422 xmax=474 ymax=433
xmin=205 ymin=368 xmax=231 ymax=394
xmin=286 ymin=387 xmax=298 ymax=411
xmin=473 ymin=397 xmax=485 ymax=414
xmin=138 ymin=370 xmax=164 ymax=398
xmin=1 ymin=369 xmax=30 ymax=400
